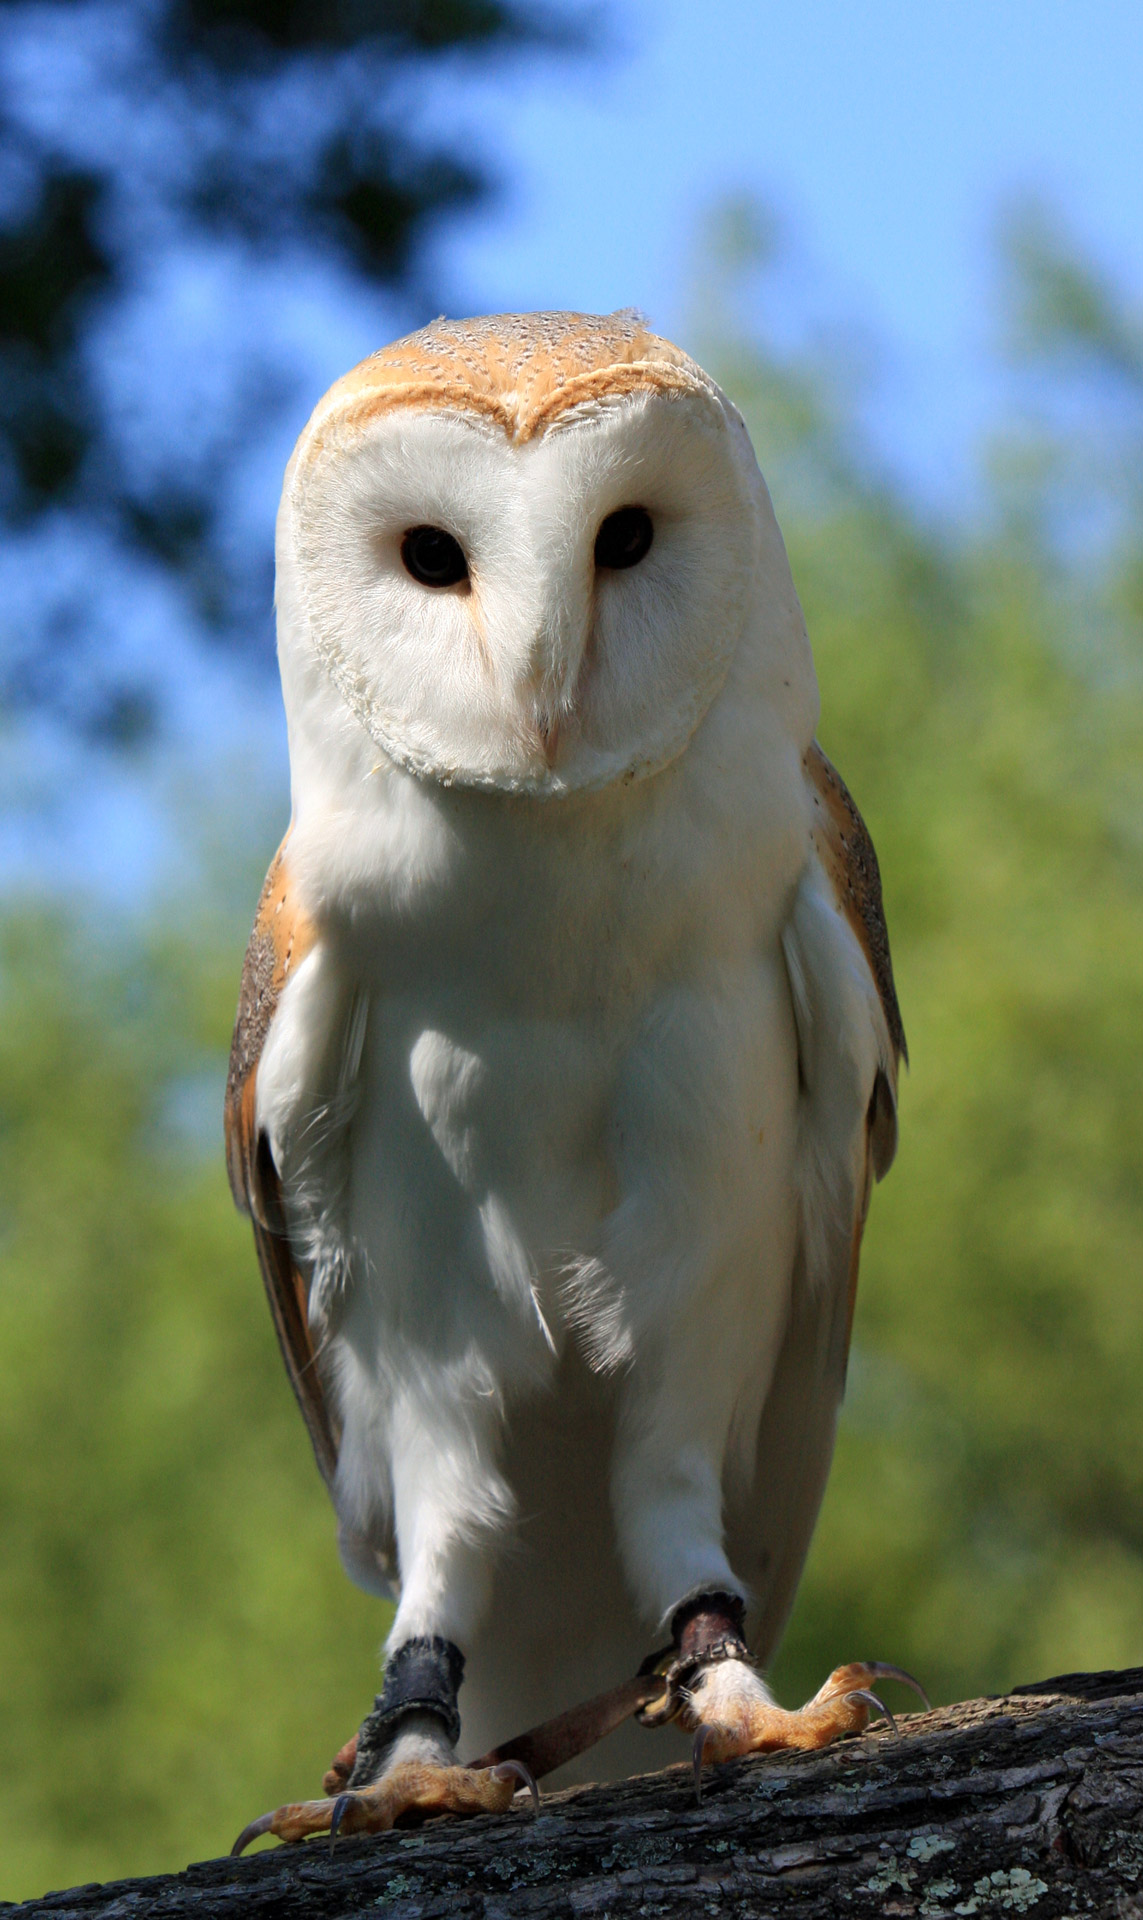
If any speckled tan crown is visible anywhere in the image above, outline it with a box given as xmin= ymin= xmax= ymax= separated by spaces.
xmin=293 ymin=310 xmax=715 ymax=459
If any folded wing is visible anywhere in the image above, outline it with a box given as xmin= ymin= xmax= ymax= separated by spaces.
xmin=727 ymin=742 xmax=905 ymax=1660
xmin=224 ymin=838 xmax=341 ymax=1487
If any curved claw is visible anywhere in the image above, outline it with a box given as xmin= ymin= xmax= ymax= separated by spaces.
xmin=692 ymin=1724 xmax=715 ymax=1805
xmin=230 ymin=1812 xmax=274 ymax=1858
xmin=847 ymin=1687 xmax=898 ymax=1736
xmin=492 ymin=1758 xmax=540 ymax=1815
xmin=328 ymin=1792 xmax=355 ymax=1851
xmin=865 ymin=1662 xmax=931 ymax=1711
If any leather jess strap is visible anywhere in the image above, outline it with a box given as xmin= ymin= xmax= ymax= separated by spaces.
xmin=324 ymin=1597 xmax=747 ymax=1793
xmin=471 ymin=1596 xmax=746 ymax=1778
xmin=469 ymin=1667 xmax=669 ymax=1779
xmin=322 ymin=1663 xmax=671 ymax=1796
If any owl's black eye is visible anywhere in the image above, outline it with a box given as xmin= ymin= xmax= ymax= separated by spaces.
xmin=594 ymin=506 xmax=653 ymax=571
xmin=401 ymin=525 xmax=469 ymax=588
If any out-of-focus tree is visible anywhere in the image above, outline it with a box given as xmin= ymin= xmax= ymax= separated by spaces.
xmin=0 ymin=897 xmax=386 ymax=1897
xmin=0 ymin=0 xmax=583 ymax=746
xmin=992 ymin=201 xmax=1143 ymax=653
xmin=693 ymin=203 xmax=1143 ymax=1718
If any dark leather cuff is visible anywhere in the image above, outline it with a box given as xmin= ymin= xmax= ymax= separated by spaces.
xmin=670 ymin=1590 xmax=747 ymax=1662
xmin=349 ymin=1636 xmax=465 ymax=1786
xmin=637 ymin=1592 xmax=750 ymax=1729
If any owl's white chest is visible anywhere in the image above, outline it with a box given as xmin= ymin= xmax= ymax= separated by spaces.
xmin=273 ymin=727 xmax=808 ymax=1394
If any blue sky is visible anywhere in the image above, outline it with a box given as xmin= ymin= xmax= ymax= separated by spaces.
xmin=427 ymin=0 xmax=1143 ymax=501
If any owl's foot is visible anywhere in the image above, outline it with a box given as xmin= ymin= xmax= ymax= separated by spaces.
xmin=231 ymin=1756 xmax=537 ymax=1853
xmin=686 ymin=1657 xmax=929 ymax=1801
xmin=233 ymin=1641 xmax=538 ymax=1854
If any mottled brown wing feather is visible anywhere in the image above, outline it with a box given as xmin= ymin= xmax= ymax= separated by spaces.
xmin=804 ymin=741 xmax=906 ymax=1073
xmin=224 ymin=838 xmax=340 ymax=1487
xmin=804 ymin=739 xmax=907 ymax=1383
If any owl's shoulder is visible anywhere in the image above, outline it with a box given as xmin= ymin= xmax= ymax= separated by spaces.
xmin=224 ymin=834 xmax=340 ymax=1485
xmin=803 ymin=741 xmax=906 ymax=1070
xmin=225 ymin=832 xmax=319 ymax=1216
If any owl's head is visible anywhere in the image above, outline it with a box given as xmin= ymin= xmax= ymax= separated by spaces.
xmin=276 ymin=310 xmax=811 ymax=798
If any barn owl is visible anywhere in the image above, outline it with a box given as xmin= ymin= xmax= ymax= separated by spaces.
xmin=226 ymin=310 xmax=915 ymax=1851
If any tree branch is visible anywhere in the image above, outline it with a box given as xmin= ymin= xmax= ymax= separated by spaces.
xmin=12 ymin=1668 xmax=1143 ymax=1917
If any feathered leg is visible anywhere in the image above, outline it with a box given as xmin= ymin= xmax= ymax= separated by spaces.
xmin=611 ymin=1368 xmax=926 ymax=1800
xmin=233 ymin=1393 xmax=537 ymax=1851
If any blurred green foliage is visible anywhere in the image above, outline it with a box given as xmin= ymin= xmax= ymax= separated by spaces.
xmin=3 ymin=211 xmax=1143 ymax=1898
xmin=718 ymin=204 xmax=1143 ymax=1715
xmin=0 ymin=900 xmax=383 ymax=1897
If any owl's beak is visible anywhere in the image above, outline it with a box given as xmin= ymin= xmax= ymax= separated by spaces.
xmin=526 ymin=601 xmax=582 ymax=769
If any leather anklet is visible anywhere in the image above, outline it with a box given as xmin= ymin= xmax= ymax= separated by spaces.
xmin=349 ymin=1636 xmax=465 ymax=1786
xmin=637 ymin=1591 xmax=750 ymax=1728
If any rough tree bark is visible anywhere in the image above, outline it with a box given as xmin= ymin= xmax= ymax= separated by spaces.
xmin=9 ymin=1669 xmax=1143 ymax=1918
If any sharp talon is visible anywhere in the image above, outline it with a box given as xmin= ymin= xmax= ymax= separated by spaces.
xmin=866 ymin=1662 xmax=931 ymax=1711
xmin=848 ymin=1687 xmax=898 ymax=1735
xmin=492 ymin=1759 xmax=540 ymax=1815
xmin=692 ymin=1724 xmax=714 ymax=1805
xmin=231 ymin=1812 xmax=274 ymax=1857
xmin=329 ymin=1792 xmax=354 ymax=1850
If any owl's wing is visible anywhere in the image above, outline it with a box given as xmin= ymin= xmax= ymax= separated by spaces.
xmin=727 ymin=742 xmax=905 ymax=1662
xmin=224 ymin=837 xmax=341 ymax=1489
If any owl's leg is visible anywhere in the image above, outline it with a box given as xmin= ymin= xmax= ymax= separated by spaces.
xmin=610 ymin=1385 xmax=926 ymax=1797
xmin=232 ymin=1642 xmax=535 ymax=1852
xmin=233 ymin=1398 xmax=538 ymax=1852
xmin=645 ymin=1593 xmax=927 ymax=1799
